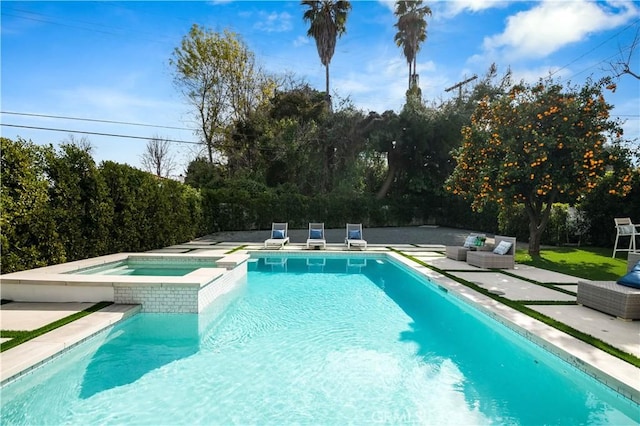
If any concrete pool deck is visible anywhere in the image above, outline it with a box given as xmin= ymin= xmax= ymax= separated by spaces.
xmin=1 ymin=226 xmax=638 ymax=402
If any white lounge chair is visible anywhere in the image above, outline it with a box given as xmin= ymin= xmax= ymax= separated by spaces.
xmin=345 ymin=223 xmax=367 ymax=250
xmin=264 ymin=222 xmax=290 ymax=249
xmin=613 ymin=217 xmax=639 ymax=258
xmin=306 ymin=222 xmax=326 ymax=249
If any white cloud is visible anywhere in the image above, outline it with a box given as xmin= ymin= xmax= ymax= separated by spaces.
xmin=438 ymin=0 xmax=512 ymax=18
xmin=332 ymin=57 xmax=443 ymax=113
xmin=293 ymin=35 xmax=309 ymax=47
xmin=508 ymin=65 xmax=570 ymax=84
xmin=483 ymin=0 xmax=639 ymax=60
xmin=377 ymin=0 xmax=395 ymax=14
xmin=254 ymin=11 xmax=293 ymax=33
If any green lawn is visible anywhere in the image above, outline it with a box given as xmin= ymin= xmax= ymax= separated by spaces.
xmin=515 ymin=246 xmax=628 ymax=281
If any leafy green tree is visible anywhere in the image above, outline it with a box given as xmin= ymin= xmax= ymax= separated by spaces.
xmin=184 ymin=157 xmax=224 ymax=189
xmin=394 ymin=0 xmax=432 ymax=91
xmin=302 ymin=0 xmax=351 ymax=109
xmin=170 ymin=25 xmax=273 ymax=163
xmin=1 ymin=138 xmax=65 ymax=272
xmin=578 ymin=150 xmax=638 ymax=248
xmin=446 ymin=78 xmax=633 ymax=255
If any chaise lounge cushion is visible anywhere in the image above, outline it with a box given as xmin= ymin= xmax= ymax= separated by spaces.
xmin=272 ymin=229 xmax=285 ymax=239
xmin=310 ymin=229 xmax=323 ymax=239
xmin=348 ymin=230 xmax=361 ymax=239
xmin=617 ymin=262 xmax=640 ymax=289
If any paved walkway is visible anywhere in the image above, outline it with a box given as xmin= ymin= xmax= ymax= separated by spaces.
xmin=1 ymin=226 xmax=638 ymax=401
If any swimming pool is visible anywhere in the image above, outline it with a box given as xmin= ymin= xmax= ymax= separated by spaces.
xmin=1 ymin=254 xmax=638 ymax=424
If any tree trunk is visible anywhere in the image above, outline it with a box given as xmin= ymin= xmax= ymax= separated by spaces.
xmin=528 ymin=222 xmax=543 ymax=256
xmin=325 ymin=64 xmax=331 ymax=110
xmin=376 ymin=163 xmax=396 ymax=200
xmin=524 ymin=190 xmax=558 ymax=256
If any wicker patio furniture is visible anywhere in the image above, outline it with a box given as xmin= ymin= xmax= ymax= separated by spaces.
xmin=628 ymin=252 xmax=640 ymax=273
xmin=576 ymin=280 xmax=640 ymax=320
xmin=445 ymin=233 xmax=486 ymax=261
xmin=466 ymin=235 xmax=516 ymax=269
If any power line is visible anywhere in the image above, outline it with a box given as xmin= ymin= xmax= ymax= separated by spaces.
xmin=1 ymin=111 xmax=193 ymax=131
xmin=552 ymin=18 xmax=640 ymax=81
xmin=1 ymin=124 xmax=200 ymax=145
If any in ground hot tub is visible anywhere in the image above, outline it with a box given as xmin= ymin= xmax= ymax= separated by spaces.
xmin=0 ymin=253 xmax=249 ymax=313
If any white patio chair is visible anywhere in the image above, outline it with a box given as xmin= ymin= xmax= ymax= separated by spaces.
xmin=264 ymin=222 xmax=290 ymax=249
xmin=306 ymin=222 xmax=326 ymax=249
xmin=345 ymin=223 xmax=367 ymax=250
xmin=613 ymin=217 xmax=639 ymax=258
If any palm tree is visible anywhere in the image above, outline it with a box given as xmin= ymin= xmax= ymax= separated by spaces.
xmin=394 ymin=0 xmax=432 ymax=90
xmin=302 ymin=0 xmax=351 ymax=109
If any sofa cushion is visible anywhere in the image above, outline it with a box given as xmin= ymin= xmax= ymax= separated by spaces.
xmin=463 ymin=235 xmax=477 ymax=248
xmin=617 ymin=261 xmax=640 ymax=289
xmin=493 ymin=240 xmax=513 ymax=255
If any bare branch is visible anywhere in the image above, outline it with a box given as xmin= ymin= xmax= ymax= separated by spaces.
xmin=609 ymin=26 xmax=640 ymax=80
xmin=141 ymin=135 xmax=176 ymax=177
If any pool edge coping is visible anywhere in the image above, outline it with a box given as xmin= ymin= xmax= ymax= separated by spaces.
xmin=0 ymin=304 xmax=141 ymax=387
xmin=384 ymin=251 xmax=640 ymax=404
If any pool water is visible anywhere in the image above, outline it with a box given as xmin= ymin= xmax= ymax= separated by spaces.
xmin=1 ymin=256 xmax=638 ymax=425
xmin=74 ymin=261 xmax=203 ymax=276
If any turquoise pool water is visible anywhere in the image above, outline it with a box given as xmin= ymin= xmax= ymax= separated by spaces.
xmin=73 ymin=261 xmax=206 ymax=276
xmin=1 ymin=256 xmax=638 ymax=425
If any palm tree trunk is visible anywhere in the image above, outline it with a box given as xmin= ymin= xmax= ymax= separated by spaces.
xmin=412 ymin=56 xmax=417 ymax=87
xmin=325 ymin=64 xmax=331 ymax=109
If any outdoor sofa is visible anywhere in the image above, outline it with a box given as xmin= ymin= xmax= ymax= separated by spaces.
xmin=445 ymin=233 xmax=487 ymax=261
xmin=466 ymin=235 xmax=516 ymax=269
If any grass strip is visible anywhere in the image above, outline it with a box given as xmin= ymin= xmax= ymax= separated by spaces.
xmin=225 ymin=245 xmax=248 ymax=254
xmin=0 ymin=301 xmax=113 ymax=353
xmin=392 ymin=250 xmax=640 ymax=368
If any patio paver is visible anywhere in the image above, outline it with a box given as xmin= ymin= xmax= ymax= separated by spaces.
xmin=529 ymin=304 xmax=640 ymax=358
xmin=450 ymin=271 xmax=577 ymax=301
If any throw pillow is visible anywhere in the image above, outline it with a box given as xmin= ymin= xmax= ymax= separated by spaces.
xmin=619 ymin=225 xmax=636 ymax=234
xmin=493 ymin=240 xmax=513 ymax=255
xmin=272 ymin=229 xmax=285 ymax=239
xmin=463 ymin=235 xmax=477 ymax=248
xmin=348 ymin=230 xmax=361 ymax=239
xmin=617 ymin=261 xmax=640 ymax=289
xmin=310 ymin=229 xmax=323 ymax=239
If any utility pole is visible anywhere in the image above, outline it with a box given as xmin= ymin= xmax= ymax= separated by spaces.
xmin=445 ymin=75 xmax=478 ymax=104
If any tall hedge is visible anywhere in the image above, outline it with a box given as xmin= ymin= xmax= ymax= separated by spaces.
xmin=1 ymin=138 xmax=66 ymax=272
xmin=1 ymin=138 xmax=204 ymax=273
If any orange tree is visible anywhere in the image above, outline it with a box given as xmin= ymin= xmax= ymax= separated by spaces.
xmin=445 ymin=78 xmax=633 ymax=255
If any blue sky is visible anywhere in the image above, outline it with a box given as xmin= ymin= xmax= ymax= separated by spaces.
xmin=2 ymin=0 xmax=639 ymax=174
